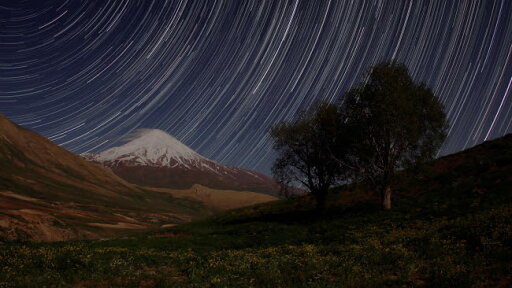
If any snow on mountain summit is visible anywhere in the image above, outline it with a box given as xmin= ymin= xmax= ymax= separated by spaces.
xmin=84 ymin=129 xmax=207 ymax=167
xmin=81 ymin=129 xmax=283 ymax=195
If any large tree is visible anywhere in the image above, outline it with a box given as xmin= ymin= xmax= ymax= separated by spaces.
xmin=270 ymin=102 xmax=345 ymax=212
xmin=340 ymin=62 xmax=448 ymax=209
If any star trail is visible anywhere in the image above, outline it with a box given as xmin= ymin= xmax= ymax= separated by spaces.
xmin=1 ymin=0 xmax=511 ymax=176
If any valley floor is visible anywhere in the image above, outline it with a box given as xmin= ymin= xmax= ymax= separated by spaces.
xmin=1 ymin=189 xmax=511 ymax=287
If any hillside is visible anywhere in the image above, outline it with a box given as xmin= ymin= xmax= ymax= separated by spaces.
xmin=0 ymin=114 xmax=276 ymax=241
xmin=0 ymin=134 xmax=510 ymax=287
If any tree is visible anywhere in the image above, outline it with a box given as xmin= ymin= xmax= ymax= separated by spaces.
xmin=339 ymin=62 xmax=448 ymax=209
xmin=270 ymin=102 xmax=345 ymax=212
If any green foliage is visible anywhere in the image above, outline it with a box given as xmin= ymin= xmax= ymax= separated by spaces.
xmin=270 ymin=102 xmax=346 ymax=210
xmin=269 ymin=62 xmax=448 ymax=210
xmin=340 ymin=62 xmax=448 ymax=208
xmin=1 ymin=201 xmax=510 ymax=287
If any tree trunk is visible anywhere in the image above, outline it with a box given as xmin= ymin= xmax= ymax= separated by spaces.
xmin=315 ymin=190 xmax=327 ymax=215
xmin=381 ymin=185 xmax=392 ymax=210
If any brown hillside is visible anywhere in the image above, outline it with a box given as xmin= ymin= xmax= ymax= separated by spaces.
xmin=0 ymin=114 xmax=276 ymax=241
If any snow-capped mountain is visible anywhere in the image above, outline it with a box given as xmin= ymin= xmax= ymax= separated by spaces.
xmin=83 ymin=129 xmax=208 ymax=168
xmin=0 ymin=115 xmax=277 ymax=240
xmin=82 ymin=129 xmax=281 ymax=196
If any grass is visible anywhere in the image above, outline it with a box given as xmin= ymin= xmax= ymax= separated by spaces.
xmin=0 ymin=135 xmax=511 ymax=287
xmin=1 ymin=200 xmax=510 ymax=287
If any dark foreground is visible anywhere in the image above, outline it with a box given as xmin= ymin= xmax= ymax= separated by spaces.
xmin=1 ymin=135 xmax=511 ymax=287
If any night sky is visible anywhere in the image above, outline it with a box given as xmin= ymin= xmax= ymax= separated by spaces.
xmin=1 ymin=0 xmax=511 ymax=176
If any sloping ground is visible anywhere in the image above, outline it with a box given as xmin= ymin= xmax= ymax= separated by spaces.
xmin=107 ymin=164 xmax=281 ymax=195
xmin=0 ymin=134 xmax=510 ymax=287
xmin=147 ymin=184 xmax=278 ymax=211
xmin=0 ymin=188 xmax=203 ymax=241
xmin=0 ymin=114 xmax=277 ymax=241
xmin=331 ymin=133 xmax=512 ymax=206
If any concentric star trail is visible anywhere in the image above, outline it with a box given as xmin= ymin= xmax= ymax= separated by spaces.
xmin=1 ymin=0 xmax=511 ymax=175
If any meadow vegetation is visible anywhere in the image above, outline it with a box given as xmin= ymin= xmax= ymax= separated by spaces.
xmin=1 ymin=134 xmax=511 ymax=287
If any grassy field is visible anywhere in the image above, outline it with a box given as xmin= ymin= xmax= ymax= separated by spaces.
xmin=1 ymin=135 xmax=511 ymax=287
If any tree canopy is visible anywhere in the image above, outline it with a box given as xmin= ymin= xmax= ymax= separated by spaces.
xmin=339 ymin=61 xmax=448 ymax=209
xmin=270 ymin=61 xmax=448 ymax=211
xmin=270 ymin=102 xmax=346 ymax=211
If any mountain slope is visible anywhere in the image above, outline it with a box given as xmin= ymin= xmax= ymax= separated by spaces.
xmin=0 ymin=114 xmax=276 ymax=241
xmin=83 ymin=129 xmax=281 ymax=195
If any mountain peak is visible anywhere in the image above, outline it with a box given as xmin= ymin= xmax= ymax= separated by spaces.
xmin=124 ymin=129 xmax=193 ymax=150
xmin=82 ymin=129 xmax=282 ymax=195
xmin=84 ymin=129 xmax=205 ymax=167
xmin=130 ymin=128 xmax=177 ymax=139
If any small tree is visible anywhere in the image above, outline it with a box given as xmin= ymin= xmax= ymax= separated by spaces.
xmin=270 ymin=103 xmax=345 ymax=212
xmin=340 ymin=62 xmax=448 ymax=209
